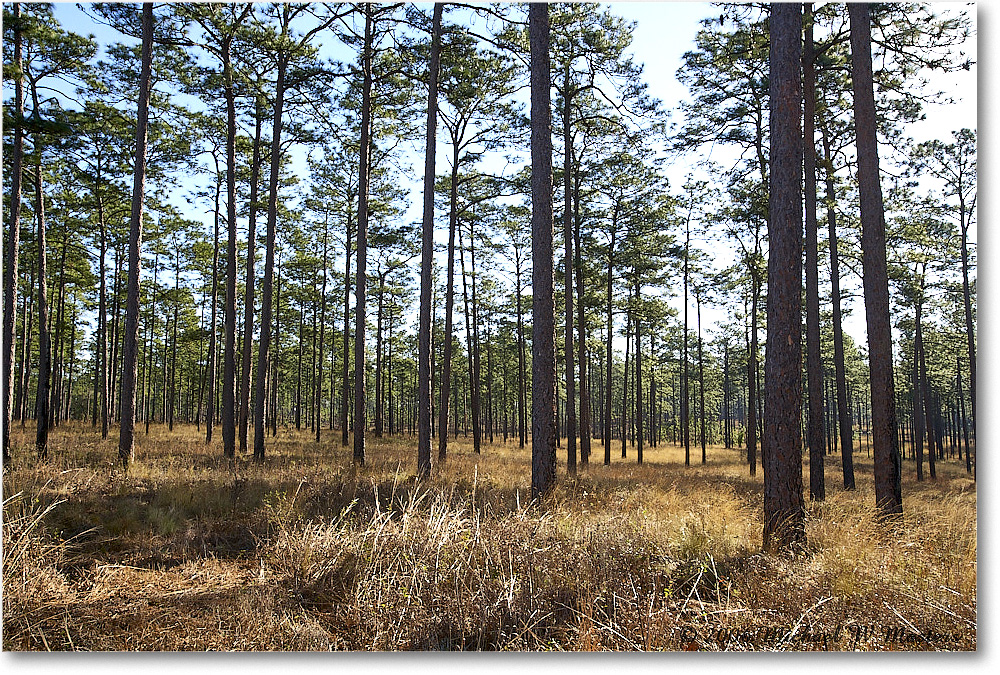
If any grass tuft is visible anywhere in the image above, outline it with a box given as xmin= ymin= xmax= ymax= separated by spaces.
xmin=2 ymin=422 xmax=976 ymax=651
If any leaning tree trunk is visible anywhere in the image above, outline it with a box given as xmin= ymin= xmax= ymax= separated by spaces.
xmin=529 ymin=2 xmax=557 ymax=500
xmin=119 ymin=3 xmax=154 ymax=469
xmin=3 ymin=3 xmax=25 ymax=465
xmin=417 ymin=2 xmax=443 ymax=478
xmin=762 ymin=1 xmax=805 ymax=552
xmin=850 ymin=1 xmax=902 ymax=518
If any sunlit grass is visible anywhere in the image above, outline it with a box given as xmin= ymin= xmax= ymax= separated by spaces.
xmin=2 ymin=421 xmax=976 ymax=650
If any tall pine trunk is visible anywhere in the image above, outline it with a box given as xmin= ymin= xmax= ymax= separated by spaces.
xmin=206 ymin=171 xmax=221 ymax=443
xmin=119 ymin=3 xmax=153 ymax=468
xmin=438 ymin=145 xmax=460 ymax=462
xmin=529 ymin=2 xmax=556 ymax=500
xmin=762 ymin=1 xmax=805 ymax=552
xmin=221 ymin=36 xmax=239 ymax=458
xmin=562 ymin=64 xmax=577 ymax=475
xmin=417 ymin=3 xmax=443 ymax=477
xmin=803 ymin=4 xmax=825 ymax=501
xmin=239 ymin=95 xmax=265 ymax=454
xmin=33 ymin=138 xmax=51 ymax=459
xmin=254 ymin=47 xmax=288 ymax=461
xmin=353 ymin=5 xmax=374 ymax=466
xmin=850 ymin=2 xmax=902 ymax=517
xmin=820 ymin=127 xmax=856 ymax=490
xmin=3 ymin=3 xmax=24 ymax=464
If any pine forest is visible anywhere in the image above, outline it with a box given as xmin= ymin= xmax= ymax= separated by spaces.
xmin=1 ymin=1 xmax=977 ymax=652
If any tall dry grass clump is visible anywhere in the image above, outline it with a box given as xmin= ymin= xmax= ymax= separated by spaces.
xmin=2 ymin=422 xmax=976 ymax=650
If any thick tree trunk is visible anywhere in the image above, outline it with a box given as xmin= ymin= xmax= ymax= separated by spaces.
xmin=417 ymin=2 xmax=442 ymax=477
xmin=850 ymin=2 xmax=902 ymax=517
xmin=529 ymin=2 xmax=556 ymax=500
xmin=762 ymin=2 xmax=805 ymax=552
xmin=119 ymin=3 xmax=153 ymax=468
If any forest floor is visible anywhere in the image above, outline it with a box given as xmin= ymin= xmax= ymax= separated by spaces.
xmin=2 ymin=422 xmax=976 ymax=651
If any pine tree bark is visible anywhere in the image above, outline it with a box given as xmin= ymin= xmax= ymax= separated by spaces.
xmin=119 ymin=3 xmax=153 ymax=468
xmin=850 ymin=2 xmax=902 ymax=517
xmin=682 ymin=205 xmax=691 ymax=466
xmin=317 ymin=216 xmax=328 ymax=443
xmin=529 ymin=2 xmax=557 ymax=500
xmin=697 ymin=291 xmax=707 ymax=464
xmin=254 ymin=46 xmax=288 ymax=461
xmin=206 ymin=170 xmax=221 ymax=443
xmin=221 ymin=35 xmax=239 ymax=459
xmin=562 ymin=64 xmax=577 ymax=475
xmin=3 ymin=3 xmax=24 ymax=464
xmin=33 ymin=145 xmax=51 ymax=459
xmin=240 ymin=95 xmax=265 ymax=454
xmin=417 ymin=2 xmax=443 ymax=478
xmin=574 ymin=177 xmax=591 ymax=465
xmin=762 ymin=1 xmax=805 ymax=552
xmin=804 ymin=5 xmax=825 ymax=501
xmin=341 ymin=215 xmax=353 ymax=446
xmin=353 ymin=4 xmax=374 ymax=466
xmin=634 ymin=285 xmax=643 ymax=465
xmin=820 ymin=127 xmax=856 ymax=489
xmin=438 ymin=146 xmax=460 ymax=462
xmin=604 ymin=226 xmax=615 ymax=465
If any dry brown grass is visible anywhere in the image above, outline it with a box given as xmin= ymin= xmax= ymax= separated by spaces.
xmin=2 ymin=422 xmax=976 ymax=651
